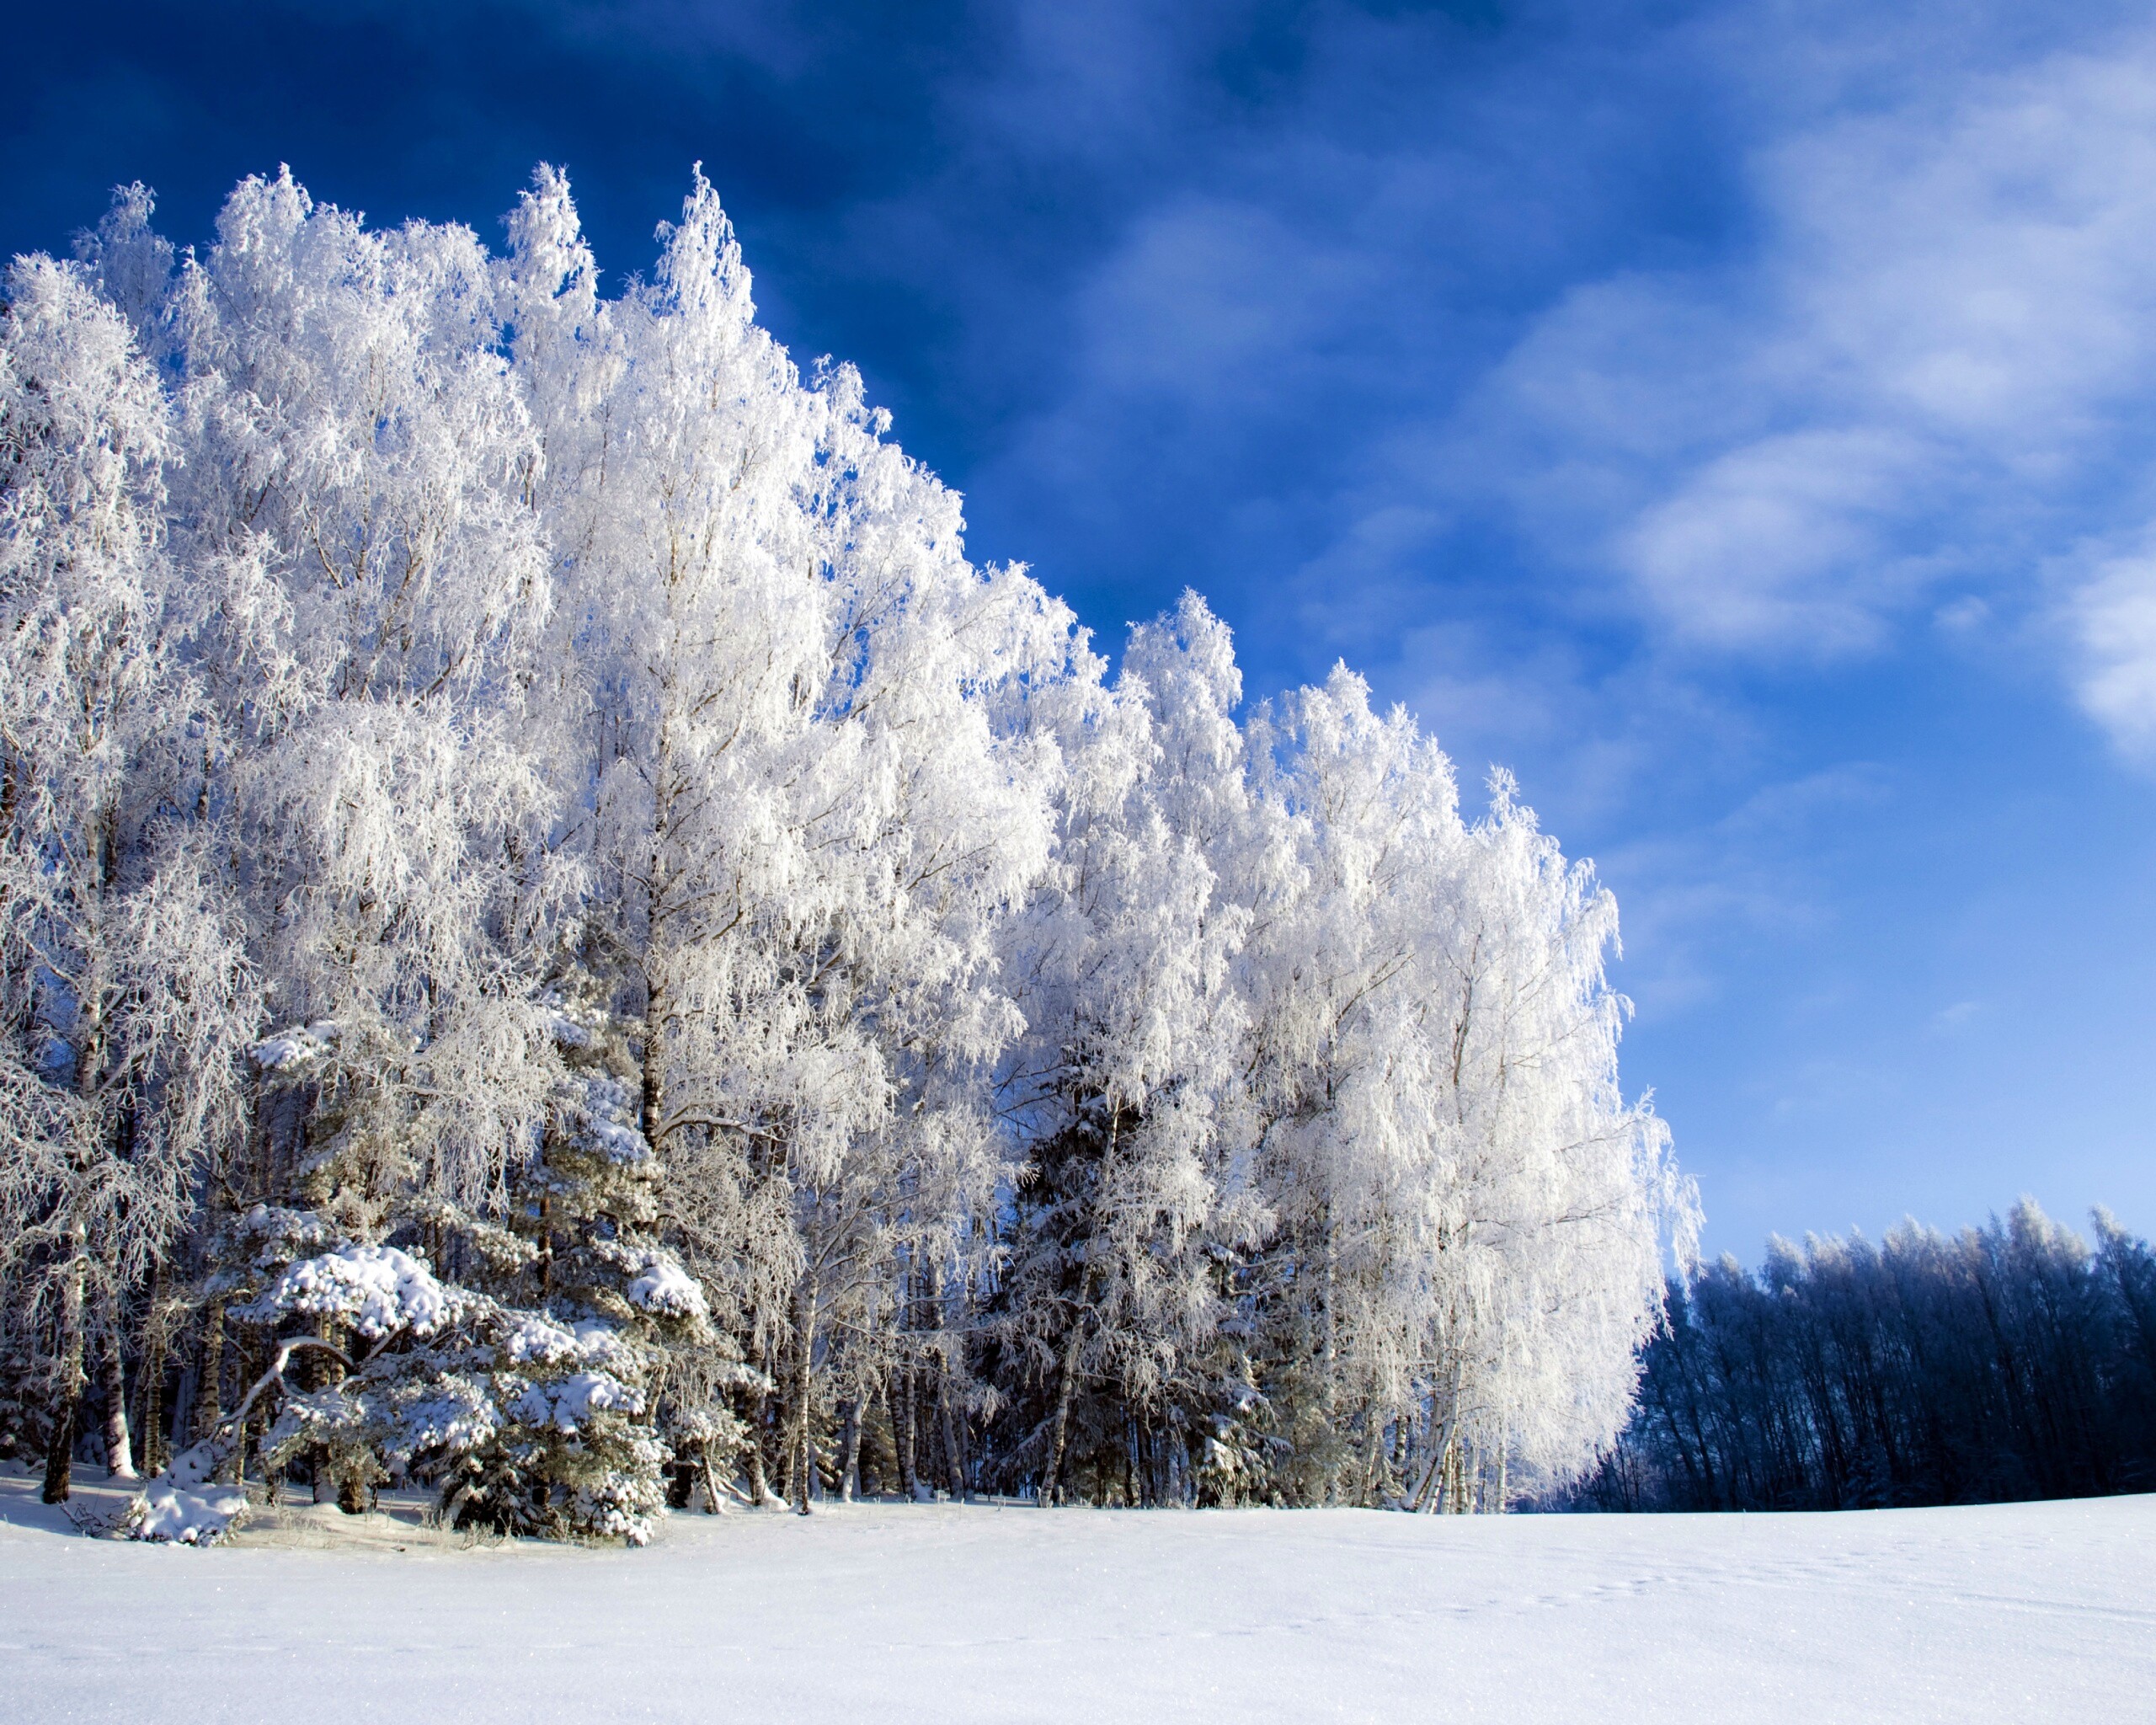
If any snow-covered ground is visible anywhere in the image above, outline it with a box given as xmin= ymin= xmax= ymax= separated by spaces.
xmin=3 ymin=1471 xmax=2150 ymax=1723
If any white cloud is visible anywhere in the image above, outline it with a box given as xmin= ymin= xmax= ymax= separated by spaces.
xmin=1070 ymin=198 xmax=1358 ymax=401
xmin=879 ymin=3 xmax=2156 ymax=760
xmin=1472 ymin=25 xmax=2156 ymax=711
xmin=1616 ymin=427 xmax=1935 ymax=650
xmin=2068 ymin=540 xmax=2156 ymax=755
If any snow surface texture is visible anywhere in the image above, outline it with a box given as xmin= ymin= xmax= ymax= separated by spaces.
xmin=1 ymin=1476 xmax=2149 ymax=1724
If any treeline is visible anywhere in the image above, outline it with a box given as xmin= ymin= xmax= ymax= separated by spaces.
xmin=0 ymin=168 xmax=1689 ymax=1542
xmin=1573 ymin=1202 xmax=2156 ymax=1513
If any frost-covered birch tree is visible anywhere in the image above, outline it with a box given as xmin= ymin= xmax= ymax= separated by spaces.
xmin=0 ymin=164 xmax=1689 ymax=1534
xmin=0 ymin=258 xmax=252 ymax=1503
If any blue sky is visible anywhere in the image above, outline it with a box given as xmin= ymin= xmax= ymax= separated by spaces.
xmin=9 ymin=1 xmax=2155 ymax=1258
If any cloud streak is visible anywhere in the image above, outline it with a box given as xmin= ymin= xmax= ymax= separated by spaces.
xmin=1465 ymin=19 xmax=2156 ymax=733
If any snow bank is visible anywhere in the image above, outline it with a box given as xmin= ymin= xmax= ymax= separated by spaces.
xmin=121 ymin=1482 xmax=249 ymax=1546
xmin=2 ymin=1482 xmax=2150 ymax=1724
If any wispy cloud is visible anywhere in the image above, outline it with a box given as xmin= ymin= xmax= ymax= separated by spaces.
xmin=1468 ymin=20 xmax=2156 ymax=728
xmin=2068 ymin=538 xmax=2156 ymax=754
xmin=825 ymin=3 xmax=2156 ymax=774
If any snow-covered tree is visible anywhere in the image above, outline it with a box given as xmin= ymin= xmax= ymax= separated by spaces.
xmin=163 ymin=169 xmax=572 ymax=1233
xmin=0 ymin=257 xmax=251 ymax=1503
xmin=1229 ymin=670 xmax=1685 ymax=1508
xmin=1587 ymin=1200 xmax=2156 ymax=1513
xmin=0 ymin=165 xmax=1689 ymax=1530
xmin=502 ymin=169 xmax=1074 ymax=1509
xmin=989 ymin=593 xmax=1264 ymax=1502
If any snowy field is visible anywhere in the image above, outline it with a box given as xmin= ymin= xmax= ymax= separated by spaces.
xmin=3 ymin=1475 xmax=2151 ymax=1724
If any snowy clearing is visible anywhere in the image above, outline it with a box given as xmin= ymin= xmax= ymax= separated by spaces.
xmin=3 ymin=1476 xmax=2151 ymax=1723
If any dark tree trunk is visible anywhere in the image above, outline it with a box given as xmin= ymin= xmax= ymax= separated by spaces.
xmin=136 ymin=1269 xmax=168 ymax=1478
xmin=863 ymin=1385 xmax=899 ymax=1496
xmin=788 ymin=1269 xmax=819 ymax=1514
xmin=41 ymin=1248 xmax=88 ymax=1504
xmin=891 ymin=1362 xmax=921 ymax=1499
xmin=739 ymin=1333 xmax=774 ymax=1505
xmin=937 ymin=1365 xmax=966 ymax=1501
xmin=192 ymin=1297 xmax=226 ymax=1446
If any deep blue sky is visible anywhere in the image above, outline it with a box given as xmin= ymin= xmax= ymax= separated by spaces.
xmin=10 ymin=1 xmax=2155 ymax=1258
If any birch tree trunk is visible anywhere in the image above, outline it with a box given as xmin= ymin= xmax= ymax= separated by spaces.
xmin=1411 ymin=1360 xmax=1466 ymax=1513
xmin=639 ymin=577 xmax=682 ymax=1158
xmin=742 ymin=1410 xmax=773 ymax=1505
xmin=95 ymin=1281 xmax=135 ymax=1479
xmin=838 ymin=1393 xmax=862 ymax=1503
xmin=698 ymin=1439 xmax=727 ymax=1514
xmin=1043 ymin=1316 xmax=1085 ymax=1505
xmin=788 ymin=1268 xmax=819 ymax=1514
xmin=1358 ymin=1397 xmax=1385 ymax=1507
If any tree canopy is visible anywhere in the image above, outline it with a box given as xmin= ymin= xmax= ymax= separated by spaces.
xmin=0 ymin=168 xmax=1691 ymax=1536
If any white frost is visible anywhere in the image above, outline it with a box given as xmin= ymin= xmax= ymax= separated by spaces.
xmin=559 ymin=1075 xmax=651 ymax=1162
xmin=249 ymin=1022 xmax=339 ymax=1072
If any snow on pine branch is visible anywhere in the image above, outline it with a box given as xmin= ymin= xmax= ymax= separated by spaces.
xmin=236 ymin=1245 xmax=458 ymax=1340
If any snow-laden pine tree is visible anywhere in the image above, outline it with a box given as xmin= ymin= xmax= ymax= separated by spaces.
xmin=0 ymin=165 xmax=1691 ymax=1530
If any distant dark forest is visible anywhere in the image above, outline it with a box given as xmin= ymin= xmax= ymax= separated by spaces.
xmin=1574 ymin=1202 xmax=2156 ymax=1512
